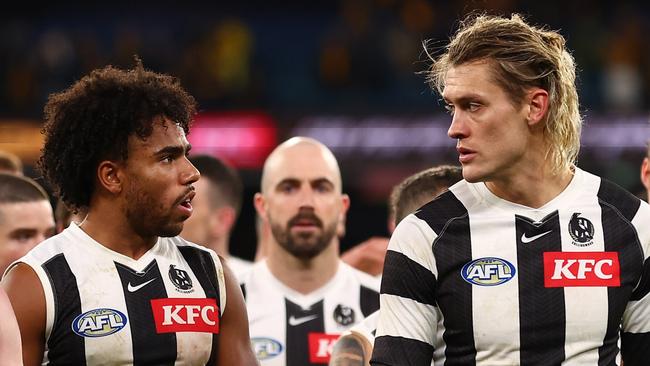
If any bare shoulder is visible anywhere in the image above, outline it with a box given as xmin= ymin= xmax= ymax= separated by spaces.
xmin=1 ymin=263 xmax=46 ymax=366
xmin=215 ymin=257 xmax=258 ymax=365
xmin=2 ymin=263 xmax=44 ymax=307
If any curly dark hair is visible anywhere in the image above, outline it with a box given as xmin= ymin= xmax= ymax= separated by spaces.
xmin=39 ymin=61 xmax=197 ymax=211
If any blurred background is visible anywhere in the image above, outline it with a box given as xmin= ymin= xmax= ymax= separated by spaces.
xmin=1 ymin=0 xmax=649 ymax=259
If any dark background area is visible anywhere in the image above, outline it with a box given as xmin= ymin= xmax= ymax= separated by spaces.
xmin=1 ymin=0 xmax=649 ymax=259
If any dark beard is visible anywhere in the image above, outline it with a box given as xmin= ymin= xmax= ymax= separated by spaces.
xmin=124 ymin=183 xmax=183 ymax=239
xmin=270 ymin=210 xmax=338 ymax=260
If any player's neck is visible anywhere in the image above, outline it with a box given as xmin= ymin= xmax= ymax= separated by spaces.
xmin=485 ymin=165 xmax=574 ymax=209
xmin=79 ymin=200 xmax=157 ymax=260
xmin=266 ymin=241 xmax=340 ymax=295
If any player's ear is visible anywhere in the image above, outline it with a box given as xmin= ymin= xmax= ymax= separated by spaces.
xmin=97 ymin=160 xmax=123 ymax=195
xmin=212 ymin=206 xmax=236 ymax=236
xmin=341 ymin=194 xmax=350 ymax=212
xmin=339 ymin=193 xmax=351 ymax=224
xmin=253 ymin=193 xmax=267 ymax=218
xmin=526 ymin=88 xmax=549 ymax=126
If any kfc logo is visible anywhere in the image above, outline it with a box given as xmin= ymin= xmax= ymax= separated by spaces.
xmin=544 ymin=252 xmax=620 ymax=287
xmin=308 ymin=333 xmax=340 ymax=364
xmin=151 ymin=298 xmax=219 ymax=333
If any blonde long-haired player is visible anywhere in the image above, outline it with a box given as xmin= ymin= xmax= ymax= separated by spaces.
xmin=371 ymin=14 xmax=650 ymax=366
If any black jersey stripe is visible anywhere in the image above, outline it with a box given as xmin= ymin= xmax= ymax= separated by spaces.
xmin=630 ymin=258 xmax=650 ymax=301
xmin=598 ymin=187 xmax=646 ymax=365
xmin=285 ymin=299 xmax=324 ymax=366
xmin=380 ymin=250 xmax=436 ymax=306
xmin=371 ymin=335 xmax=434 ymax=366
xmin=43 ymin=253 xmax=86 ymax=365
xmin=429 ymin=197 xmax=475 ymax=366
xmin=415 ymin=190 xmax=468 ymax=234
xmin=597 ymin=179 xmax=641 ymax=222
xmin=621 ymin=331 xmax=650 ymax=366
xmin=115 ymin=260 xmax=176 ymax=366
xmin=360 ymin=285 xmax=379 ymax=317
xmin=515 ymin=212 xmax=566 ymax=365
xmin=178 ymin=246 xmax=220 ymax=365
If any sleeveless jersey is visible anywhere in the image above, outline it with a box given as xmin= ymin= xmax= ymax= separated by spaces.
xmin=10 ymin=223 xmax=227 ymax=365
xmin=240 ymin=260 xmax=380 ymax=366
xmin=372 ymin=167 xmax=650 ymax=366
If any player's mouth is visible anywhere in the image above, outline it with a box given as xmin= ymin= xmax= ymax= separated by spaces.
xmin=289 ymin=214 xmax=322 ymax=231
xmin=457 ymin=146 xmax=477 ymax=164
xmin=176 ymin=190 xmax=195 ymax=217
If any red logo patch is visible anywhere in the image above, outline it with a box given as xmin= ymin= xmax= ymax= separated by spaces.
xmin=151 ymin=298 xmax=219 ymax=334
xmin=543 ymin=252 xmax=620 ymax=287
xmin=308 ymin=332 xmax=340 ymax=364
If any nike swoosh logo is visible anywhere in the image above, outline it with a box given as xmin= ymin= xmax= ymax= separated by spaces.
xmin=288 ymin=315 xmax=318 ymax=326
xmin=521 ymin=230 xmax=552 ymax=244
xmin=127 ymin=278 xmax=156 ymax=292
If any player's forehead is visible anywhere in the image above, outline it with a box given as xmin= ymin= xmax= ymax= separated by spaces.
xmin=442 ymin=60 xmax=502 ymax=101
xmin=0 ymin=200 xmax=53 ymax=227
xmin=264 ymin=141 xmax=342 ymax=190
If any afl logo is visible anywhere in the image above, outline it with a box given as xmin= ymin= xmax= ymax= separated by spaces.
xmin=569 ymin=213 xmax=594 ymax=247
xmin=461 ymin=257 xmax=516 ymax=286
xmin=251 ymin=337 xmax=283 ymax=360
xmin=72 ymin=308 xmax=127 ymax=337
xmin=169 ymin=264 xmax=194 ymax=293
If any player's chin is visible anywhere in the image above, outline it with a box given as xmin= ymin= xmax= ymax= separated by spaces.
xmin=158 ymin=223 xmax=185 ymax=238
xmin=461 ymin=166 xmax=482 ymax=183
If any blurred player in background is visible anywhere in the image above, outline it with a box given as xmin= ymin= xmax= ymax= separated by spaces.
xmin=241 ymin=137 xmax=379 ymax=366
xmin=372 ymin=14 xmax=650 ymax=365
xmin=2 ymin=62 xmax=257 ymax=365
xmin=0 ymin=151 xmax=23 ymax=175
xmin=0 ymin=173 xmax=54 ymax=275
xmin=181 ymin=154 xmax=252 ymax=276
xmin=329 ymin=165 xmax=462 ymax=366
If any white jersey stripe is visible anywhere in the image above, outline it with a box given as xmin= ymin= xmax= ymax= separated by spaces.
xmin=376 ymin=294 xmax=437 ymax=346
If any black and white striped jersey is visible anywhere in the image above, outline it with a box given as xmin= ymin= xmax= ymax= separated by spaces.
xmin=8 ymin=223 xmax=227 ymax=365
xmin=240 ymin=260 xmax=380 ymax=366
xmin=372 ymin=167 xmax=650 ymax=366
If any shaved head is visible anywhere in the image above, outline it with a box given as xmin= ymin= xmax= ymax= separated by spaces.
xmin=256 ymin=136 xmax=349 ymax=260
xmin=261 ymin=137 xmax=342 ymax=194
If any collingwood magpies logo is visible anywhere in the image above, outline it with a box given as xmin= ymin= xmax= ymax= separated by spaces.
xmin=333 ymin=304 xmax=355 ymax=326
xmin=168 ymin=265 xmax=194 ymax=293
xmin=568 ymin=213 xmax=594 ymax=247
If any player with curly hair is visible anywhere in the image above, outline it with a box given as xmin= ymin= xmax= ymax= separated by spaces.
xmin=2 ymin=62 xmax=258 ymax=365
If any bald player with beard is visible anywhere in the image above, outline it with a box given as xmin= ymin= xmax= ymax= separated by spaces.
xmin=239 ymin=137 xmax=380 ymax=366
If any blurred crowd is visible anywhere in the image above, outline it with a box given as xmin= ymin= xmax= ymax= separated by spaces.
xmin=2 ymin=0 xmax=650 ymax=117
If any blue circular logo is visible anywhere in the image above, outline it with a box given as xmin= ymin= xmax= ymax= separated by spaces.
xmin=72 ymin=308 xmax=128 ymax=337
xmin=461 ymin=257 xmax=516 ymax=286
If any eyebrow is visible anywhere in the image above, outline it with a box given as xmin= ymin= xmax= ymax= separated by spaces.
xmin=275 ymin=177 xmax=335 ymax=188
xmin=154 ymin=143 xmax=192 ymax=157
xmin=311 ymin=178 xmax=334 ymax=187
xmin=443 ymin=93 xmax=485 ymax=104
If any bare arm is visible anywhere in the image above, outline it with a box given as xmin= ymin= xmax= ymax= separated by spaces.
xmin=0 ymin=287 xmax=22 ymax=365
xmin=215 ymin=259 xmax=259 ymax=366
xmin=1 ymin=263 xmax=46 ymax=366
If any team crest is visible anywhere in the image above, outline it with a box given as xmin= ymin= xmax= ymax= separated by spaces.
xmin=333 ymin=304 xmax=355 ymax=326
xmin=168 ymin=265 xmax=194 ymax=293
xmin=568 ymin=213 xmax=594 ymax=247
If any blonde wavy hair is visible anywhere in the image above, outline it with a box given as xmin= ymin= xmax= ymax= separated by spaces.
xmin=428 ymin=14 xmax=582 ymax=174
